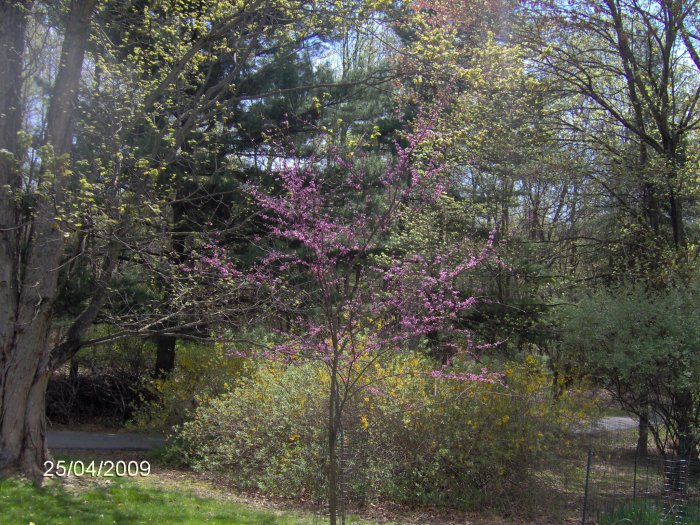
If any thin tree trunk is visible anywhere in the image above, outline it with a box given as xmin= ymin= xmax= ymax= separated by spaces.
xmin=328 ymin=358 xmax=339 ymax=525
xmin=637 ymin=409 xmax=649 ymax=458
xmin=154 ymin=335 xmax=177 ymax=378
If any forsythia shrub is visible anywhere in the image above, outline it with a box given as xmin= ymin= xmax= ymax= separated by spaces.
xmin=173 ymin=354 xmax=576 ymax=509
xmin=176 ymin=363 xmax=328 ymax=498
xmin=130 ymin=341 xmax=252 ymax=430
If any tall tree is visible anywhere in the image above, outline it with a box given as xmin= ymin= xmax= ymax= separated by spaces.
xmin=519 ymin=0 xmax=700 ymax=283
xmin=516 ymin=0 xmax=700 ymax=452
xmin=0 ymin=0 xmax=97 ymax=480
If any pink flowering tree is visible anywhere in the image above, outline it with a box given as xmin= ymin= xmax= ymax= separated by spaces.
xmin=197 ymin=108 xmax=499 ymax=524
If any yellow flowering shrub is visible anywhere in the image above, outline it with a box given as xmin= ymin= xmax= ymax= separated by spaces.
xmin=130 ymin=341 xmax=252 ymax=430
xmin=174 ymin=362 xmax=329 ymax=498
xmin=172 ymin=353 xmax=583 ymax=509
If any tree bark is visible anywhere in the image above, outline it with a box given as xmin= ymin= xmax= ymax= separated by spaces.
xmin=0 ymin=0 xmax=32 ymax=411
xmin=637 ymin=409 xmax=649 ymax=458
xmin=0 ymin=0 xmax=38 ymax=480
xmin=327 ymin=351 xmax=341 ymax=525
xmin=0 ymin=0 xmax=96 ymax=483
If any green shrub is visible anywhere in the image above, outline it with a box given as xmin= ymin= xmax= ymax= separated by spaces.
xmin=172 ymin=354 xmax=579 ymax=510
xmin=558 ymin=283 xmax=700 ymax=457
xmin=48 ymin=334 xmax=157 ymax=425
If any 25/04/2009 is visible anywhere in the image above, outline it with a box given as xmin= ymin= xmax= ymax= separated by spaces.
xmin=43 ymin=459 xmax=150 ymax=477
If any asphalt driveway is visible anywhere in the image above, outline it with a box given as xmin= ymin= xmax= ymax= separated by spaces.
xmin=46 ymin=416 xmax=638 ymax=451
xmin=47 ymin=430 xmax=164 ymax=451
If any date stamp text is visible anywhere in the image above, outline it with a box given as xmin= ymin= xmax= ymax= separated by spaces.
xmin=43 ymin=460 xmax=151 ymax=477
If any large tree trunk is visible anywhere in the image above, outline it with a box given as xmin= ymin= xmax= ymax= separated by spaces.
xmin=1 ymin=253 xmax=60 ymax=480
xmin=0 ymin=0 xmax=96 ymax=483
xmin=0 ymin=0 xmax=32 ymax=378
xmin=0 ymin=0 xmax=39 ymax=480
xmin=0 ymin=336 xmax=52 ymax=480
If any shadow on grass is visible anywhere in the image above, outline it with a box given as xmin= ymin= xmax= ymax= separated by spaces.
xmin=0 ymin=477 xmax=308 ymax=525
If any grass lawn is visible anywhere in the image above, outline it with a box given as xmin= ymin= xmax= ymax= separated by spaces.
xmin=0 ymin=475 xmax=362 ymax=525
xmin=0 ymin=450 xmax=563 ymax=525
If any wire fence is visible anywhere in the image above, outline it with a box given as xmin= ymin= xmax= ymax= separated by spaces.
xmin=307 ymin=415 xmax=700 ymax=524
xmin=579 ymin=421 xmax=700 ymax=525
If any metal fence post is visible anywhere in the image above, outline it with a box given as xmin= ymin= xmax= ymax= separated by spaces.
xmin=633 ymin=444 xmax=638 ymax=501
xmin=582 ymin=448 xmax=593 ymax=525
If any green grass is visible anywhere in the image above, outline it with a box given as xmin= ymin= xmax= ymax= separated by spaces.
xmin=597 ymin=500 xmax=700 ymax=525
xmin=0 ymin=476 xmax=364 ymax=525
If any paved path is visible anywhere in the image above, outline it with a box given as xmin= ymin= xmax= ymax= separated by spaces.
xmin=595 ymin=416 xmax=638 ymax=431
xmin=47 ymin=416 xmax=637 ymax=450
xmin=576 ymin=416 xmax=638 ymax=434
xmin=47 ymin=430 xmax=165 ymax=450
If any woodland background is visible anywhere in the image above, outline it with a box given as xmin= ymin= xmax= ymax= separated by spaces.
xmin=1 ymin=0 xmax=700 ymax=522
